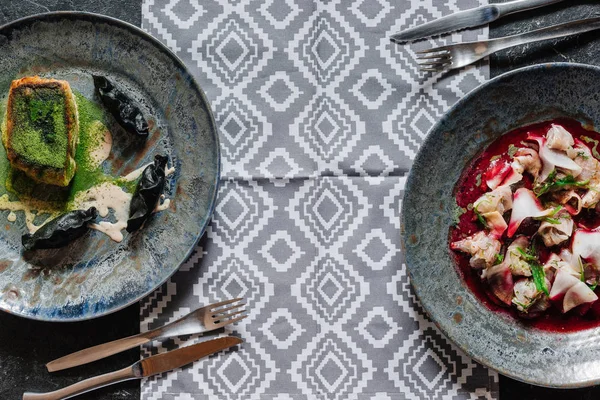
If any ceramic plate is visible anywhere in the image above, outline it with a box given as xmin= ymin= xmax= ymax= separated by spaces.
xmin=402 ymin=63 xmax=600 ymax=388
xmin=0 ymin=12 xmax=220 ymax=321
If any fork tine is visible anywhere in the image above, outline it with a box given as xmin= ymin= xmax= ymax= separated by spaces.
xmin=212 ymin=303 xmax=246 ymax=317
xmin=209 ymin=298 xmax=243 ymax=312
xmin=416 ymin=53 xmax=450 ymax=60
xmin=418 ymin=61 xmax=450 ymax=68
xmin=216 ymin=314 xmax=248 ymax=327
xmin=420 ymin=67 xmax=444 ymax=72
xmin=416 ymin=48 xmax=448 ymax=55
xmin=415 ymin=48 xmax=437 ymax=55
xmin=214 ymin=310 xmax=247 ymax=322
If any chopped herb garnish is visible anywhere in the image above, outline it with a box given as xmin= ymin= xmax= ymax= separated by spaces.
xmin=494 ymin=253 xmax=505 ymax=265
xmin=582 ymin=135 xmax=600 ymax=159
xmin=541 ymin=217 xmax=561 ymax=224
xmin=451 ymin=201 xmax=466 ymax=226
xmin=578 ymin=256 xmax=586 ymax=283
xmin=534 ymin=171 xmax=589 ymax=196
xmin=577 ymin=151 xmax=590 ymax=160
xmin=490 ymin=155 xmax=501 ymax=162
xmin=530 ymin=262 xmax=549 ymax=296
xmin=517 ymin=247 xmax=537 ymax=262
xmin=551 ymin=205 xmax=563 ymax=215
xmin=533 ymin=206 xmax=563 ymax=224
xmin=514 ymin=293 xmax=542 ymax=312
xmin=508 ymin=144 xmax=518 ymax=157
xmin=517 ymin=245 xmax=549 ymax=296
xmin=534 ymin=170 xmax=557 ymax=195
xmin=475 ymin=173 xmax=482 ymax=187
xmin=513 ymin=300 xmax=531 ymax=311
xmin=590 ymin=281 xmax=598 ymax=291
xmin=474 ymin=208 xmax=489 ymax=229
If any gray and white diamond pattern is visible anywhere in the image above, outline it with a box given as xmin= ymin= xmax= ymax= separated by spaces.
xmin=142 ymin=0 xmax=498 ymax=398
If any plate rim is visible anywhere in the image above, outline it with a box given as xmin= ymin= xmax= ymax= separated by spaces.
xmin=0 ymin=11 xmax=221 ymax=322
xmin=401 ymin=62 xmax=600 ymax=388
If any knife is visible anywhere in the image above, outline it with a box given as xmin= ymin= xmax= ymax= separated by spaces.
xmin=22 ymin=337 xmax=243 ymax=400
xmin=390 ymin=0 xmax=565 ymax=43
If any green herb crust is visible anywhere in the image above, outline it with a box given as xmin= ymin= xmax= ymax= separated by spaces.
xmin=2 ymin=77 xmax=79 ymax=186
xmin=12 ymin=88 xmax=68 ymax=168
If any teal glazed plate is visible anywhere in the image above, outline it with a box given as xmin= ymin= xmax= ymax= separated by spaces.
xmin=402 ymin=63 xmax=600 ymax=388
xmin=0 ymin=12 xmax=220 ymax=321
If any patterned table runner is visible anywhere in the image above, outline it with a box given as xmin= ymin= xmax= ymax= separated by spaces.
xmin=141 ymin=0 xmax=499 ymax=398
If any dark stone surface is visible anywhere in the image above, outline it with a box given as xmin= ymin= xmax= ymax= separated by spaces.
xmin=490 ymin=0 xmax=600 ymax=78
xmin=0 ymin=1 xmax=142 ymax=400
xmin=3 ymin=0 xmax=600 ymax=399
xmin=0 ymin=307 xmax=141 ymax=399
xmin=0 ymin=0 xmax=141 ymax=26
xmin=490 ymin=1 xmax=600 ymax=398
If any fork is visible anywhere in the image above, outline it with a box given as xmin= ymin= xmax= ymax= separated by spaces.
xmin=46 ymin=298 xmax=247 ymax=372
xmin=417 ymin=17 xmax=600 ymax=73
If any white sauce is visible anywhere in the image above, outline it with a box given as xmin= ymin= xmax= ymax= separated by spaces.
xmin=154 ymin=195 xmax=171 ymax=213
xmin=122 ymin=163 xmax=152 ymax=182
xmin=73 ymin=182 xmax=132 ymax=243
xmin=123 ymin=162 xmax=175 ymax=182
xmin=0 ymin=194 xmax=58 ymax=233
xmin=0 ymin=156 xmax=175 ymax=242
xmin=91 ymin=220 xmax=127 ymax=242
xmin=160 ymin=166 xmax=174 ymax=212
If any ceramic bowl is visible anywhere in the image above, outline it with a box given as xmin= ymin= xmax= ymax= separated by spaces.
xmin=0 ymin=12 xmax=220 ymax=321
xmin=402 ymin=63 xmax=600 ymax=387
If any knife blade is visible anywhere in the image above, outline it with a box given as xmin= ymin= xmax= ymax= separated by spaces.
xmin=390 ymin=0 xmax=565 ymax=43
xmin=23 ymin=337 xmax=243 ymax=400
xmin=139 ymin=336 xmax=242 ymax=377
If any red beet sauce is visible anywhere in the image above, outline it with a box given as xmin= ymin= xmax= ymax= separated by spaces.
xmin=450 ymin=118 xmax=600 ymax=332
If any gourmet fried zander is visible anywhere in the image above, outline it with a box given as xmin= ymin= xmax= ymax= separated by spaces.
xmin=2 ymin=76 xmax=79 ymax=187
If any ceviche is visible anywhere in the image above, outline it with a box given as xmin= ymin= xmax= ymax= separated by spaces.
xmin=450 ymin=119 xmax=600 ymax=329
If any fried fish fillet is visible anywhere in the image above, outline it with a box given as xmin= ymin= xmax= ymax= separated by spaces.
xmin=2 ymin=76 xmax=79 ymax=186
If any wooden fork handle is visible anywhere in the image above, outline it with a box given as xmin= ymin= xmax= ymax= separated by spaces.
xmin=46 ymin=335 xmax=151 ymax=372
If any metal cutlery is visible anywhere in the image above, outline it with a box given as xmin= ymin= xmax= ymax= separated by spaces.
xmin=417 ymin=17 xmax=600 ymax=73
xmin=391 ymin=0 xmax=564 ymax=43
xmin=24 ymin=336 xmax=243 ymax=400
xmin=46 ymin=298 xmax=247 ymax=372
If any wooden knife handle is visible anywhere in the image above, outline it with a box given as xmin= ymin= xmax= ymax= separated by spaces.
xmin=22 ymin=366 xmax=136 ymax=400
xmin=46 ymin=335 xmax=151 ymax=372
